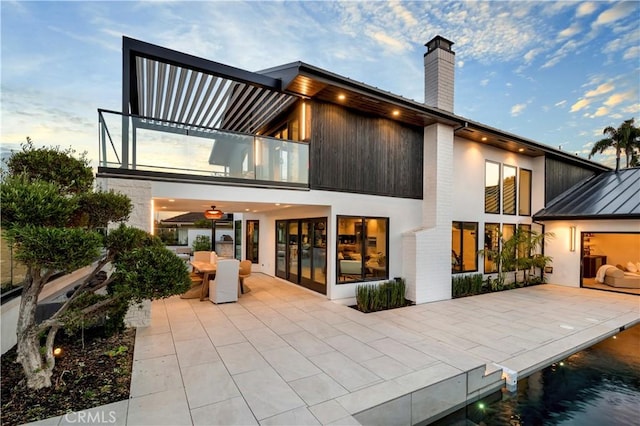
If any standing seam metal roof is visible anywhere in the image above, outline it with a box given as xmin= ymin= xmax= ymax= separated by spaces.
xmin=533 ymin=168 xmax=640 ymax=220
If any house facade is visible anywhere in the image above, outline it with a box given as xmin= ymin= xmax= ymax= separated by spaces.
xmin=97 ymin=36 xmax=609 ymax=304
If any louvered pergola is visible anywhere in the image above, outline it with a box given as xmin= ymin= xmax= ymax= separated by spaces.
xmin=121 ymin=37 xmax=299 ymax=166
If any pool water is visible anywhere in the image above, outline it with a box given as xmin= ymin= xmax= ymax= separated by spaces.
xmin=439 ymin=324 xmax=640 ymax=425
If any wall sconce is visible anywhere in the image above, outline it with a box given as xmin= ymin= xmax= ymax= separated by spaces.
xmin=569 ymin=226 xmax=576 ymax=252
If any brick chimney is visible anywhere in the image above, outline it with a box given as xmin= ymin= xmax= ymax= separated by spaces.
xmin=424 ymin=36 xmax=455 ymax=112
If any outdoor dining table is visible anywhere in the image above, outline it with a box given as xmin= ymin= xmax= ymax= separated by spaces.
xmin=190 ymin=261 xmax=217 ymax=301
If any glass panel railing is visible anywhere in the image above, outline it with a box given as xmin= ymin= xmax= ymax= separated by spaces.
xmin=98 ymin=110 xmax=309 ymax=186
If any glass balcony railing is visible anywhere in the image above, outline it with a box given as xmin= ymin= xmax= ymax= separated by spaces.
xmin=98 ymin=109 xmax=309 ymax=186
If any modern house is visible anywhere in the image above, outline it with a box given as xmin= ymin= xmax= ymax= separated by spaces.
xmin=97 ymin=35 xmax=637 ymax=305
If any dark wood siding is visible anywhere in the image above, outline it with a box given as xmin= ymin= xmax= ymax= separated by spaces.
xmin=545 ymin=155 xmax=596 ymax=203
xmin=310 ymin=101 xmax=423 ymax=199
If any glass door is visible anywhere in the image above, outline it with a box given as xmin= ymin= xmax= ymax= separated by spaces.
xmin=276 ymin=218 xmax=327 ymax=294
xmin=300 ymin=221 xmax=312 ymax=282
xmin=288 ymin=221 xmax=299 ymax=283
xmin=276 ymin=220 xmax=287 ymax=279
xmin=234 ymin=220 xmax=242 ymax=260
xmin=312 ymin=221 xmax=327 ymax=288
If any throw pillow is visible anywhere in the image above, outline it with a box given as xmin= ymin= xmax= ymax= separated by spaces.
xmin=627 ymin=261 xmax=638 ymax=273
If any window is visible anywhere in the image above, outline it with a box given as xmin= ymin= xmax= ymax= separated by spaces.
xmin=503 ymin=165 xmax=517 ymax=215
xmin=518 ymin=224 xmax=532 ymax=259
xmin=452 ymin=222 xmax=478 ymax=273
xmin=502 ymin=224 xmax=516 ymax=272
xmin=484 ymin=223 xmax=500 ymax=273
xmin=519 ymin=168 xmax=532 ymax=216
xmin=246 ymin=220 xmax=259 ymax=264
xmin=337 ymin=216 xmax=388 ymax=283
xmin=485 ymin=161 xmax=500 ymax=214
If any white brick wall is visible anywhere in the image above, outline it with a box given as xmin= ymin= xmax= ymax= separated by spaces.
xmin=404 ymin=123 xmax=454 ymax=304
xmin=424 ymin=48 xmax=455 ymax=112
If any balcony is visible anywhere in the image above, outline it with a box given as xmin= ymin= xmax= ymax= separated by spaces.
xmin=98 ymin=109 xmax=309 ymax=188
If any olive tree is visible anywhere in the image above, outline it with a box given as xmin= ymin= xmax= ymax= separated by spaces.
xmin=1 ymin=140 xmax=191 ymax=389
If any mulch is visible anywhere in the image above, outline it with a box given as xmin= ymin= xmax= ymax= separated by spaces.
xmin=1 ymin=328 xmax=135 ymax=426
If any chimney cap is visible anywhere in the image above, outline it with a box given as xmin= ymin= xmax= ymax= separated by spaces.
xmin=425 ymin=35 xmax=455 ymax=54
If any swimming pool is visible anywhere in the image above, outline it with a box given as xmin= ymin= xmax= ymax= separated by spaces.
xmin=436 ymin=324 xmax=640 ymax=425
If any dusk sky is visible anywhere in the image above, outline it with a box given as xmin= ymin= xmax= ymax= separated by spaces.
xmin=1 ymin=1 xmax=639 ymax=169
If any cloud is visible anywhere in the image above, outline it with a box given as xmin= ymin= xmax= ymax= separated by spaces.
xmin=604 ymin=91 xmax=635 ymax=107
xmin=576 ymin=2 xmax=597 ymax=17
xmin=511 ymin=103 xmax=527 ymax=116
xmin=523 ymin=47 xmax=543 ymax=64
xmin=457 ymin=60 xmax=465 ymax=68
xmin=389 ymin=0 xmax=418 ymax=27
xmin=555 ymin=100 xmax=567 ymax=107
xmin=585 ymin=82 xmax=614 ymax=97
xmin=592 ymin=2 xmax=637 ymax=27
xmin=623 ymin=46 xmax=640 ymax=60
xmin=622 ymin=103 xmax=640 ymax=114
xmin=541 ymin=39 xmax=578 ymax=68
xmin=558 ymin=24 xmax=581 ymax=39
xmin=593 ymin=107 xmax=609 ymax=117
xmin=570 ymin=98 xmax=591 ymax=112
xmin=480 ymin=79 xmax=489 ymax=87
xmin=368 ymin=30 xmax=411 ymax=53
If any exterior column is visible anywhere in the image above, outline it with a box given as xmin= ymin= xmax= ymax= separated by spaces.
xmin=96 ymin=177 xmax=152 ymax=233
xmin=403 ymin=123 xmax=454 ymax=303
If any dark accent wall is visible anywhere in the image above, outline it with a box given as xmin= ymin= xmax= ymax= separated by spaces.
xmin=310 ymin=101 xmax=423 ymax=199
xmin=545 ymin=156 xmax=596 ymax=203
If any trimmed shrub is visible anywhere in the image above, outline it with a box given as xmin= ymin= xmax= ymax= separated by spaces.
xmin=452 ymin=273 xmax=484 ymax=298
xmin=356 ymin=278 xmax=409 ymax=313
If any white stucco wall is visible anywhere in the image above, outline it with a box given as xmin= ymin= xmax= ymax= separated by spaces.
xmin=543 ymin=219 xmax=640 ymax=287
xmin=451 ymin=138 xmax=547 ymax=275
xmin=150 ymin=181 xmax=422 ymax=301
xmin=453 ymin=137 xmax=545 ymax=225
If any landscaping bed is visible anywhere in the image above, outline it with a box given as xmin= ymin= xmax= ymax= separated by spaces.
xmin=1 ymin=328 xmax=135 ymax=426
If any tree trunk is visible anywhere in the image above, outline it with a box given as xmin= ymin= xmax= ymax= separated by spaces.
xmin=15 ymin=269 xmax=54 ymax=389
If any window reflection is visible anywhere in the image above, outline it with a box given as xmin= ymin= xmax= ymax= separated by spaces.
xmin=503 ymin=165 xmax=516 ymax=215
xmin=485 ymin=161 xmax=500 ymax=214
xmin=452 ymin=222 xmax=478 ymax=273
xmin=337 ymin=216 xmax=388 ymax=283
xmin=519 ymin=169 xmax=532 ymax=216
xmin=484 ymin=223 xmax=500 ymax=273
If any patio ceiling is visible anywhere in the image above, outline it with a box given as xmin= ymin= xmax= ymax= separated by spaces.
xmin=124 ymin=37 xmax=298 ymax=134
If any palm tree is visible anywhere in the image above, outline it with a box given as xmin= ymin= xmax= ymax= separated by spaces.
xmin=589 ymin=118 xmax=640 ymax=171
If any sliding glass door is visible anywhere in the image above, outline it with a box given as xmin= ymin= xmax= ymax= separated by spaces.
xmin=276 ymin=217 xmax=326 ymax=294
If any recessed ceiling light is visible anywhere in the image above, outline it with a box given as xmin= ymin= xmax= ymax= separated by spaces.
xmin=253 ymin=210 xmax=258 ymax=213
xmin=518 ymin=148 xmax=525 ymax=152
xmin=245 ymin=208 xmax=250 ymax=212
xmin=481 ymin=137 xmax=488 ymax=141
xmin=338 ymin=94 xmax=346 ymax=100
xmin=168 ymin=199 xmax=175 ymax=202
xmin=392 ymin=110 xmax=400 ymax=116
xmin=162 ymin=206 xmax=167 ymax=209
xmin=275 ymin=203 xmax=280 ymax=206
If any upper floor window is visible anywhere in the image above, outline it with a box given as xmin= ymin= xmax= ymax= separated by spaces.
xmin=503 ymin=165 xmax=517 ymax=215
xmin=485 ymin=161 xmax=501 ymax=214
xmin=519 ymin=168 xmax=532 ymax=216
xmin=452 ymin=222 xmax=478 ymax=273
xmin=337 ymin=216 xmax=388 ymax=283
xmin=485 ymin=161 xmax=532 ymax=216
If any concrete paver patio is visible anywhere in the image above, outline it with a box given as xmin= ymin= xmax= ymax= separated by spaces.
xmin=27 ymin=274 xmax=639 ymax=425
